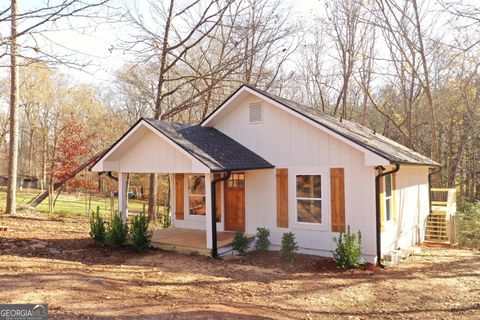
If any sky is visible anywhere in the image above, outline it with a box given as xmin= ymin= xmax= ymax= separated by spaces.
xmin=0 ymin=0 xmax=324 ymax=87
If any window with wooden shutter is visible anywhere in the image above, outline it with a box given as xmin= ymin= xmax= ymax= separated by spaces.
xmin=175 ymin=174 xmax=184 ymax=220
xmin=276 ymin=168 xmax=289 ymax=228
xmin=296 ymin=175 xmax=322 ymax=224
xmin=330 ymin=168 xmax=345 ymax=232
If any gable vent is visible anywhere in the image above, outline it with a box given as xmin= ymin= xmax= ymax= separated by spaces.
xmin=249 ymin=102 xmax=263 ymax=123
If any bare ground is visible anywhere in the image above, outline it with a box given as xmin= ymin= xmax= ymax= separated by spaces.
xmin=0 ymin=212 xmax=479 ymax=320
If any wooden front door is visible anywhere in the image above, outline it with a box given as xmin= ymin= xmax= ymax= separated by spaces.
xmin=224 ymin=172 xmax=245 ymax=232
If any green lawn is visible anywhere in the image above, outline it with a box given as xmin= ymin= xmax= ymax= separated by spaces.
xmin=0 ymin=188 xmax=148 ymax=217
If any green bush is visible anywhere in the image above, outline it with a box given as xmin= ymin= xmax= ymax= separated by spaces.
xmin=130 ymin=212 xmax=152 ymax=252
xmin=332 ymin=226 xmax=363 ymax=270
xmin=280 ymin=232 xmax=299 ymax=261
xmin=105 ymin=213 xmax=128 ymax=248
xmin=232 ymin=231 xmax=250 ymax=255
xmin=255 ymin=227 xmax=271 ymax=252
xmin=89 ymin=206 xmax=106 ymax=243
xmin=457 ymin=202 xmax=480 ymax=249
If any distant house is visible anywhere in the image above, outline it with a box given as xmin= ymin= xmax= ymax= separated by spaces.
xmin=92 ymin=84 xmax=439 ymax=264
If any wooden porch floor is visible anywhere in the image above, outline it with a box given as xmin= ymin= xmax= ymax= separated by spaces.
xmin=151 ymin=228 xmax=253 ymax=256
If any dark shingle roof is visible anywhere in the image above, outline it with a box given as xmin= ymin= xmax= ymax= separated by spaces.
xmin=144 ymin=118 xmax=274 ymax=172
xmin=217 ymin=84 xmax=438 ymax=166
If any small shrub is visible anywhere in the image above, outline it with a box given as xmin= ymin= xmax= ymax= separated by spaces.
xmin=89 ymin=206 xmax=105 ymax=243
xmin=130 ymin=212 xmax=152 ymax=252
xmin=332 ymin=225 xmax=363 ymax=270
xmin=280 ymin=232 xmax=299 ymax=261
xmin=255 ymin=227 xmax=271 ymax=252
xmin=457 ymin=202 xmax=480 ymax=249
xmin=232 ymin=231 xmax=250 ymax=255
xmin=105 ymin=213 xmax=128 ymax=248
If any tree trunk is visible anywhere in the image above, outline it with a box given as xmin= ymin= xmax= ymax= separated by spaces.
xmin=148 ymin=173 xmax=158 ymax=222
xmin=6 ymin=0 xmax=19 ymax=215
xmin=147 ymin=0 xmax=174 ymax=222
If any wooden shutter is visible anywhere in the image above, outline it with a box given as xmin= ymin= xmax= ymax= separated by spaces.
xmin=377 ymin=168 xmax=385 ymax=231
xmin=330 ymin=168 xmax=346 ymax=232
xmin=214 ymin=173 xmax=222 ymax=223
xmin=393 ymin=173 xmax=398 ymax=225
xmin=175 ymin=174 xmax=184 ymax=220
xmin=276 ymin=168 xmax=289 ymax=228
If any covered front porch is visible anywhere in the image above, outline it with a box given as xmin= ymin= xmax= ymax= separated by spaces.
xmin=91 ymin=118 xmax=273 ymax=256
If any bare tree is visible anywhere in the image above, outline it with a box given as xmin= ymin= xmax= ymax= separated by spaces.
xmin=325 ymin=0 xmax=371 ymax=118
xmin=121 ymin=0 xmax=233 ymax=221
xmin=6 ymin=0 xmax=19 ymax=215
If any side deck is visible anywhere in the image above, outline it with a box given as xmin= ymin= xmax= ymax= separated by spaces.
xmin=426 ymin=188 xmax=457 ymax=244
xmin=151 ymin=228 xmax=255 ymax=256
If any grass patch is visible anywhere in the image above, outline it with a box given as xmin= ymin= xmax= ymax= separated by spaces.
xmin=0 ymin=188 xmax=148 ymax=217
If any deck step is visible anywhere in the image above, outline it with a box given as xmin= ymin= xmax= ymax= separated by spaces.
xmin=425 ymin=213 xmax=450 ymax=243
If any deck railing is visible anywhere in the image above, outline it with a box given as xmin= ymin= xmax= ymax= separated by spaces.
xmin=431 ymin=188 xmax=457 ymax=216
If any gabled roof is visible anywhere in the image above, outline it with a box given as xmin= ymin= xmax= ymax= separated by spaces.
xmin=202 ymin=84 xmax=439 ymax=167
xmin=143 ymin=118 xmax=274 ymax=172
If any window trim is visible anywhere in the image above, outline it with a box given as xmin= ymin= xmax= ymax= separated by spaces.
xmin=295 ymin=174 xmax=323 ymax=225
xmin=187 ymin=174 xmax=206 ymax=218
xmin=384 ymin=175 xmax=393 ymax=223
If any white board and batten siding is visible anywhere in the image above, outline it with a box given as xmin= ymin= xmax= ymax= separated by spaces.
xmin=382 ymin=166 xmax=430 ymax=252
xmin=210 ymin=94 xmax=379 ymax=260
xmin=92 ymin=122 xmax=209 ymax=174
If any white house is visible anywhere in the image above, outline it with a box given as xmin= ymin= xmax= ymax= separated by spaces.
xmin=91 ymin=84 xmax=439 ymax=264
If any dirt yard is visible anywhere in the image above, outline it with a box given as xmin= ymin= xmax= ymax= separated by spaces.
xmin=0 ymin=212 xmax=479 ymax=320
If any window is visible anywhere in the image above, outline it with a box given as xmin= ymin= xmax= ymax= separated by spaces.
xmin=296 ymin=175 xmax=322 ymax=224
xmin=188 ymin=175 xmax=205 ymax=215
xmin=227 ymin=172 xmax=245 ymax=188
xmin=384 ymin=175 xmax=393 ymax=222
xmin=249 ymin=102 xmax=263 ymax=123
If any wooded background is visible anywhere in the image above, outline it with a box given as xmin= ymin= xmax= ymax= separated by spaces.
xmin=0 ymin=0 xmax=479 ymax=214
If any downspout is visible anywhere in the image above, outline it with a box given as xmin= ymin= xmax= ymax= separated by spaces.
xmin=375 ymin=164 xmax=400 ymax=268
xmin=211 ymin=171 xmax=231 ymax=258
xmin=428 ymin=167 xmax=441 ymax=213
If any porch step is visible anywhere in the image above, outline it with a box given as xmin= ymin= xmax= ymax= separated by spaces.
xmin=425 ymin=214 xmax=449 ymax=243
xmin=151 ymin=241 xmax=212 ymax=256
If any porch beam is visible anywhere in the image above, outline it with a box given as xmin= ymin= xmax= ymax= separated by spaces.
xmin=118 ymin=172 xmax=128 ymax=224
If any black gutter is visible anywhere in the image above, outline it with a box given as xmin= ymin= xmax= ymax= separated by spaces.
xmin=211 ymin=171 xmax=231 ymax=258
xmin=375 ymin=164 xmax=400 ymax=268
xmin=428 ymin=167 xmax=442 ymax=213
